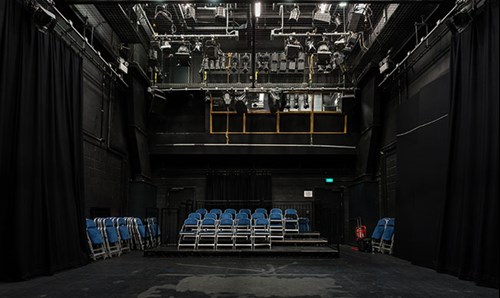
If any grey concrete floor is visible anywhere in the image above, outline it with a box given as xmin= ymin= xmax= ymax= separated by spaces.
xmin=0 ymin=246 xmax=498 ymax=298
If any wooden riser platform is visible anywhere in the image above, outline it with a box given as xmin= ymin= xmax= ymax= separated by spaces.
xmin=144 ymin=245 xmax=339 ymax=258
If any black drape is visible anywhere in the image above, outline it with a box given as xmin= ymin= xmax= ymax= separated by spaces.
xmin=437 ymin=1 xmax=499 ymax=288
xmin=0 ymin=0 xmax=88 ymax=280
xmin=206 ymin=171 xmax=272 ymax=210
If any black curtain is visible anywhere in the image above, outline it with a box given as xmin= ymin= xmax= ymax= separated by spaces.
xmin=0 ymin=0 xmax=88 ymax=280
xmin=206 ymin=171 xmax=272 ymax=210
xmin=437 ymin=1 xmax=499 ymax=288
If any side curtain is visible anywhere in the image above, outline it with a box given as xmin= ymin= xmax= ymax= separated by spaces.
xmin=437 ymin=1 xmax=499 ymax=288
xmin=0 ymin=0 xmax=89 ymax=280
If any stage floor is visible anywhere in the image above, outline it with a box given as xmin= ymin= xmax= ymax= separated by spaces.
xmin=144 ymin=245 xmax=339 ymax=258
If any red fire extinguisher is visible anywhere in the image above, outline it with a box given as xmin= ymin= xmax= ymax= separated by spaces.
xmin=355 ymin=217 xmax=367 ymax=240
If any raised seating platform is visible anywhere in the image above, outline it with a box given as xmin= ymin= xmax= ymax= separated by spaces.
xmin=144 ymin=244 xmax=339 ymax=258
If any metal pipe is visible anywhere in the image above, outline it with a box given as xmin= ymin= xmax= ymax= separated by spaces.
xmin=52 ymin=5 xmax=127 ymax=86
xmin=158 ymin=143 xmax=356 ymax=149
xmin=271 ymin=31 xmax=351 ymax=38
xmin=157 ymin=86 xmax=357 ymax=92
xmin=379 ymin=3 xmax=459 ymax=87
xmin=251 ymin=4 xmax=256 ymax=88
xmin=155 ymin=32 xmax=239 ymax=39
xmin=270 ymin=4 xmax=284 ymax=40
xmin=226 ymin=4 xmax=236 ymax=35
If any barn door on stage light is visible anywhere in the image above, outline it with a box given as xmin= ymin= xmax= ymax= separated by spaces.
xmin=313 ymin=188 xmax=343 ymax=245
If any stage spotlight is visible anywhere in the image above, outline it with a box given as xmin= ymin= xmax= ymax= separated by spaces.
xmin=241 ymin=53 xmax=250 ymax=73
xmin=285 ymin=37 xmax=302 ymax=60
xmin=303 ymin=94 xmax=310 ymax=109
xmin=180 ymin=4 xmax=196 ymax=21
xmin=332 ymin=51 xmax=345 ymax=66
xmin=223 ymin=92 xmax=232 ymax=106
xmin=160 ymin=40 xmax=172 ymax=51
xmin=192 ymin=40 xmax=203 ymax=53
xmin=445 ymin=4 xmax=473 ymax=34
xmin=204 ymin=91 xmax=211 ymax=103
xmin=175 ymin=45 xmax=191 ymax=66
xmin=333 ymin=14 xmax=342 ymax=26
xmin=289 ymin=4 xmax=300 ymax=22
xmin=231 ymin=53 xmax=239 ymax=72
xmin=279 ymin=52 xmax=287 ymax=71
xmin=306 ymin=38 xmax=316 ymax=54
xmin=204 ymin=39 xmax=220 ymax=60
xmin=259 ymin=52 xmax=270 ymax=72
xmin=293 ymin=94 xmax=299 ymax=109
xmin=343 ymin=32 xmax=358 ymax=52
xmin=214 ymin=5 xmax=226 ymax=21
xmin=379 ymin=51 xmax=394 ymax=75
xmin=314 ymin=3 xmax=332 ymax=24
xmin=117 ymin=57 xmax=128 ymax=74
xmin=234 ymin=93 xmax=248 ymax=114
xmin=317 ymin=41 xmax=332 ymax=66
xmin=270 ymin=52 xmax=279 ymax=73
xmin=318 ymin=3 xmax=331 ymax=13
xmin=30 ymin=1 xmax=57 ymax=34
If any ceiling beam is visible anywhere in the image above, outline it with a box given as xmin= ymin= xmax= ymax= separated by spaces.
xmin=63 ymin=0 xmax=445 ymax=5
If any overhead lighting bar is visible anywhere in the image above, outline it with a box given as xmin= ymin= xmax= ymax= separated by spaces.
xmin=154 ymin=32 xmax=239 ymax=40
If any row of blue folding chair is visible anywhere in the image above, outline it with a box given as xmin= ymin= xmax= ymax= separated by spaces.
xmin=371 ymin=218 xmax=395 ymax=254
xmin=178 ymin=217 xmax=272 ymax=250
xmin=86 ymin=218 xmax=128 ymax=260
xmin=193 ymin=208 xmax=299 ymax=218
xmin=86 ymin=217 xmax=161 ymax=260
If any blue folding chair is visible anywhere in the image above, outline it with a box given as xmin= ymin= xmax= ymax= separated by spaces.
xmin=197 ymin=218 xmax=217 ymax=249
xmin=251 ymin=218 xmax=271 ymax=249
xmin=132 ymin=218 xmax=147 ymax=250
xmin=188 ymin=212 xmax=202 ymax=220
xmin=224 ymin=208 xmax=237 ymax=216
xmin=254 ymin=208 xmax=268 ymax=217
xmin=216 ymin=218 xmax=234 ymax=249
xmin=380 ymin=218 xmax=395 ymax=254
xmin=270 ymin=208 xmax=282 ymax=215
xmin=251 ymin=213 xmax=266 ymax=223
xmin=269 ymin=213 xmax=284 ymax=240
xmin=284 ymin=209 xmax=299 ymax=233
xmin=205 ymin=213 xmax=218 ymax=220
xmin=115 ymin=217 xmax=131 ymax=252
xmin=234 ymin=218 xmax=252 ymax=248
xmin=195 ymin=208 xmax=208 ymax=216
xmin=178 ymin=218 xmax=199 ymax=249
xmin=236 ymin=213 xmax=249 ymax=220
xmin=220 ymin=213 xmax=233 ymax=220
xmin=371 ymin=218 xmax=390 ymax=253
xmin=298 ymin=217 xmax=311 ymax=233
xmin=86 ymin=219 xmax=107 ymax=260
xmin=146 ymin=217 xmax=161 ymax=247
xmin=102 ymin=218 xmax=121 ymax=256
xmin=239 ymin=209 xmax=252 ymax=216
xmin=209 ymin=209 xmax=223 ymax=218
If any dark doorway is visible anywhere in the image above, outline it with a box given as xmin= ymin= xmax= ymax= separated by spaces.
xmin=314 ymin=188 xmax=344 ymax=246
xmin=161 ymin=187 xmax=196 ymax=244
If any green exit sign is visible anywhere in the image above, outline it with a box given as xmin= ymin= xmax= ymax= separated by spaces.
xmin=325 ymin=178 xmax=334 ymax=183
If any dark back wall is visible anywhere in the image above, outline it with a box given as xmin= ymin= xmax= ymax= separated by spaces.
xmin=151 ymin=154 xmax=355 ymax=244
